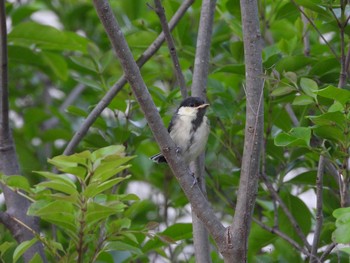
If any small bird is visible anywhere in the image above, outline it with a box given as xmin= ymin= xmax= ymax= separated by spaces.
xmin=150 ymin=96 xmax=210 ymax=164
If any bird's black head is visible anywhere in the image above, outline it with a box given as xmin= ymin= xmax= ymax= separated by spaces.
xmin=179 ymin=97 xmax=209 ymax=109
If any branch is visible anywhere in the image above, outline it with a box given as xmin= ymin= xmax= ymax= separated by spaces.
xmin=310 ymin=155 xmax=325 ymax=263
xmin=190 ymin=0 xmax=217 ymax=261
xmin=301 ymin=7 xmax=310 ymax=56
xmin=92 ymin=0 xmax=226 ymax=250
xmin=153 ymin=0 xmax=188 ymax=98
xmin=0 ymin=1 xmax=46 ymax=261
xmin=253 ymin=218 xmax=312 ymax=258
xmin=63 ymin=0 xmax=194 ymax=155
xmin=320 ymin=242 xmax=337 ymax=261
xmin=229 ymin=0 xmax=264 ymax=261
xmin=261 ymin=173 xmax=312 ymax=252
xmin=191 ymin=0 xmax=216 ymax=98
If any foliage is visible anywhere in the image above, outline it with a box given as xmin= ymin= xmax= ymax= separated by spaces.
xmin=1 ymin=0 xmax=350 ymax=262
xmin=1 ymin=146 xmax=188 ymax=262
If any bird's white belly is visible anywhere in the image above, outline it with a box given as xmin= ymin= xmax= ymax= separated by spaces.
xmin=169 ymin=115 xmax=209 ymax=163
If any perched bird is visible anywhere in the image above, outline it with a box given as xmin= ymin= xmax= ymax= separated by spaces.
xmin=150 ymin=96 xmax=210 ymax=164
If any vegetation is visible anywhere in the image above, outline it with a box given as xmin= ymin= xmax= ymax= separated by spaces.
xmin=1 ymin=0 xmax=350 ymax=262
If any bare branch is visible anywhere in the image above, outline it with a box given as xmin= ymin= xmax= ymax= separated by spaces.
xmin=229 ymin=0 xmax=264 ymax=261
xmin=63 ymin=0 xmax=194 ymax=155
xmin=0 ymin=1 xmax=46 ymax=261
xmin=92 ymin=0 xmax=226 ymax=251
xmin=320 ymin=242 xmax=337 ymax=261
xmin=301 ymin=7 xmax=310 ymax=56
xmin=191 ymin=0 xmax=216 ymax=98
xmin=261 ymin=173 xmax=312 ymax=252
xmin=153 ymin=0 xmax=188 ymax=98
xmin=253 ymin=218 xmax=312 ymax=258
xmin=310 ymin=155 xmax=325 ymax=263
xmin=190 ymin=0 xmax=216 ymax=261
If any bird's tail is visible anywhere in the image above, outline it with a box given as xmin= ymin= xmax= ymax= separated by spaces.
xmin=150 ymin=153 xmax=167 ymax=163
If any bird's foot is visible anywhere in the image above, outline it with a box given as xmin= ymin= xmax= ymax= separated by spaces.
xmin=190 ymin=171 xmax=198 ymax=188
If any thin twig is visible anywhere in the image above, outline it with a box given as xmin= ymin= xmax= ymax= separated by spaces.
xmin=261 ymin=172 xmax=312 ymax=252
xmin=153 ymin=0 xmax=188 ymax=98
xmin=63 ymin=0 xmax=194 ymax=155
xmin=319 ymin=242 xmax=337 ymax=261
xmin=310 ymin=155 xmax=325 ymax=263
xmin=291 ymin=0 xmax=339 ymax=60
xmin=253 ymin=218 xmax=314 ymax=259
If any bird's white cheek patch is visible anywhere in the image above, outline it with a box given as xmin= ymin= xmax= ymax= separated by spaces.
xmin=178 ymin=107 xmax=196 ymax=116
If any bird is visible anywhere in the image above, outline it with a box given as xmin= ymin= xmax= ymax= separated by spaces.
xmin=150 ymin=96 xmax=210 ymax=164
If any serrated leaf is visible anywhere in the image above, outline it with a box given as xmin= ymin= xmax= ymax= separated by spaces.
xmin=13 ymin=238 xmax=38 ymax=263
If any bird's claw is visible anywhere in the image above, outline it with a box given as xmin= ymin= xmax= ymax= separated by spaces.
xmin=190 ymin=171 xmax=198 ymax=188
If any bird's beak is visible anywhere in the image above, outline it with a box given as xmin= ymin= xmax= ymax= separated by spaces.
xmin=196 ymin=103 xmax=210 ymax=109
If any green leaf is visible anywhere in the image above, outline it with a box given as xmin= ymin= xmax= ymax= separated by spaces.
xmin=86 ymin=202 xmax=126 ymax=226
xmin=213 ymin=64 xmax=245 ymax=75
xmin=2 ymin=175 xmax=31 ymax=192
xmin=13 ymin=238 xmax=38 ymax=263
xmin=292 ymin=94 xmax=314 ymax=105
xmin=92 ymin=163 xmax=131 ymax=183
xmin=109 ymin=218 xmax=132 ymax=232
xmin=274 ymin=127 xmax=311 ymax=147
xmin=300 ymin=77 xmax=318 ymax=99
xmin=28 ymin=200 xmax=77 ymax=234
xmin=276 ymin=56 xmax=314 ymax=72
xmin=316 ymin=85 xmax=350 ymax=106
xmin=29 ymin=253 xmax=43 ymax=263
xmin=313 ymin=125 xmax=345 ymax=144
xmin=41 ymin=51 xmax=68 ymax=81
xmin=49 ymin=152 xmax=90 ymax=167
xmin=105 ymin=241 xmax=142 ymax=255
xmin=73 ymin=75 xmax=102 ymax=91
xmin=0 ymin=241 xmax=15 ymax=256
xmin=271 ymin=86 xmax=296 ymax=96
xmin=333 ymin=223 xmax=350 ymax=243
xmin=91 ymin=145 xmax=126 ymax=162
xmin=84 ymin=175 xmax=131 ymax=197
xmin=9 ymin=22 xmax=89 ymax=52
xmin=66 ymin=105 xmax=88 ymax=118
xmin=70 ymin=55 xmax=98 ymax=72
xmin=37 ymin=176 xmax=77 ymax=195
xmin=308 ymin=111 xmax=346 ymax=129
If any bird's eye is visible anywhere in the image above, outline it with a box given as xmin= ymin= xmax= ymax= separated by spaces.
xmin=189 ymin=103 xmax=195 ymax=107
